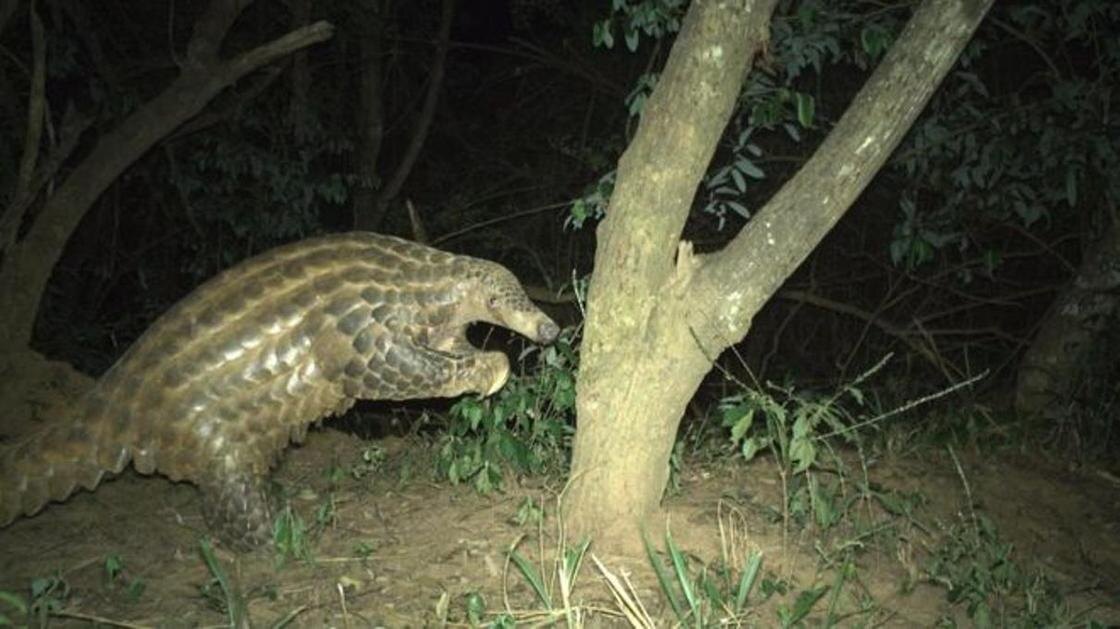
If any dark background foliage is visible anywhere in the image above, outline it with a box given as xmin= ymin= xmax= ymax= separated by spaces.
xmin=3 ymin=0 xmax=1117 ymax=436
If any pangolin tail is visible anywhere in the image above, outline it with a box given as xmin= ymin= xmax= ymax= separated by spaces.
xmin=0 ymin=413 xmax=131 ymax=527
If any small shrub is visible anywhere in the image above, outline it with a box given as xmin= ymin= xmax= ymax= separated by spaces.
xmin=436 ymin=327 xmax=579 ymax=493
xmin=926 ymin=512 xmax=1102 ymax=627
xmin=644 ymin=528 xmax=765 ymax=627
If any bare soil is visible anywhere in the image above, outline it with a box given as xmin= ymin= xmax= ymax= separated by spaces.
xmin=1 ymin=426 xmax=1118 ymax=628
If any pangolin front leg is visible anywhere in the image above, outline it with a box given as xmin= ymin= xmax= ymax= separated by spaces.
xmin=199 ymin=334 xmax=509 ymax=550
xmin=340 ymin=330 xmax=511 ymax=401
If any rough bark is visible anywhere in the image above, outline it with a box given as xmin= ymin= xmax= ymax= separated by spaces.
xmin=1016 ymin=218 xmax=1120 ymax=416
xmin=565 ymin=0 xmax=994 ymax=551
xmin=0 ymin=0 xmax=334 ymax=356
xmin=566 ymin=0 xmax=778 ymax=548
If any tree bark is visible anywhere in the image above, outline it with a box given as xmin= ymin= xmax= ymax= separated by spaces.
xmin=1016 ymin=217 xmax=1120 ymax=416
xmin=0 ymin=0 xmax=334 ymax=355
xmin=351 ymin=0 xmax=388 ymax=227
xmin=565 ymin=0 xmax=994 ymax=551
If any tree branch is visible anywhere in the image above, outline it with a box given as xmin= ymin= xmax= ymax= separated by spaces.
xmin=691 ymin=0 xmax=995 ymax=353
xmin=366 ymin=0 xmax=455 ymax=229
xmin=170 ymin=66 xmax=283 ymax=139
xmin=1 ymin=106 xmax=94 ymax=248
xmin=777 ymin=288 xmax=953 ymax=377
xmin=185 ymin=0 xmax=254 ymax=69
xmin=0 ymin=0 xmax=335 ymax=350
xmin=222 ymin=21 xmax=334 ymax=81
xmin=350 ymin=0 xmax=388 ymax=227
xmin=12 ymin=0 xmax=45 ymax=222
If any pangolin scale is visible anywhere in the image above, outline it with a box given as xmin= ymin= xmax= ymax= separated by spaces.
xmin=0 ymin=232 xmax=559 ymax=549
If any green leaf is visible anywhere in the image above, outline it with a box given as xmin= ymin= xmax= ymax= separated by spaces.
xmin=790 ymin=435 xmax=816 ymax=474
xmin=665 ymin=530 xmax=698 ymax=613
xmin=126 ymin=579 xmax=146 ymax=601
xmin=625 ymin=28 xmax=640 ymax=52
xmin=593 ymin=21 xmax=614 ymax=48
xmin=860 ymin=27 xmax=881 ymax=57
xmin=788 ymin=586 xmax=829 ymax=623
xmin=810 ymin=478 xmax=837 ymax=527
xmin=735 ymin=157 xmax=765 ymax=179
xmin=741 ymin=436 xmax=764 ymax=461
xmin=795 ymin=93 xmax=815 ymax=128
xmin=644 ymin=533 xmax=686 ymax=623
xmin=0 ymin=590 xmax=28 ymax=614
xmin=726 ymin=201 xmax=751 ymax=219
xmin=874 ymin=492 xmax=908 ymax=516
xmin=105 ymin=553 xmax=124 ymax=581
xmin=510 ymin=550 xmax=552 ymax=607
xmin=563 ymin=538 xmax=592 ymax=585
xmin=499 ymin=433 xmax=534 ymax=471
xmin=464 ymin=591 xmax=486 ymax=624
xmin=734 ymin=551 xmax=763 ymax=610
xmin=730 ymin=167 xmax=747 ymax=192
xmin=466 ymin=403 xmax=484 ymax=431
xmin=973 ymin=600 xmax=993 ymax=628
xmin=721 ymin=400 xmax=748 ymax=425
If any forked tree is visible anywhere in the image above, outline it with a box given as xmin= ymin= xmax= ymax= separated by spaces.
xmin=0 ymin=0 xmax=333 ymax=362
xmin=564 ymin=0 xmax=994 ymax=550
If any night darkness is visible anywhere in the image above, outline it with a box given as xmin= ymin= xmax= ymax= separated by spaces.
xmin=0 ymin=0 xmax=1118 ymax=624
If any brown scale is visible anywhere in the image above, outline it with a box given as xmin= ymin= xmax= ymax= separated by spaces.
xmin=0 ymin=232 xmax=559 ymax=550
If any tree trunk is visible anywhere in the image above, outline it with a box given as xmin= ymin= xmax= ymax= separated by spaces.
xmin=354 ymin=0 xmax=454 ymax=231
xmin=351 ymin=0 xmax=388 ymax=227
xmin=1016 ymin=217 xmax=1120 ymax=416
xmin=0 ymin=0 xmax=334 ymax=356
xmin=565 ymin=0 xmax=994 ymax=552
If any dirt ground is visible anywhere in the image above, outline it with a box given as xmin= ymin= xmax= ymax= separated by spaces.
xmin=1 ymin=426 xmax=1118 ymax=628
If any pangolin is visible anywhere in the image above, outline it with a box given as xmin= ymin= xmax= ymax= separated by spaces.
xmin=0 ymin=232 xmax=559 ymax=549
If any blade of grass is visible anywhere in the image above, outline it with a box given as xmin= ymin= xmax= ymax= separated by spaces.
xmin=643 ymin=532 xmax=685 ymax=623
xmin=735 ymin=550 xmax=763 ymax=611
xmin=665 ymin=528 xmax=699 ymax=617
xmin=510 ymin=549 xmax=552 ymax=608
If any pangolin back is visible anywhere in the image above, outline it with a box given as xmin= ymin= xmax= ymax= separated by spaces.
xmin=0 ymin=233 xmax=462 ymax=525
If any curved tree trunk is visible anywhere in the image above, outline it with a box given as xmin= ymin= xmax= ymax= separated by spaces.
xmin=565 ymin=0 xmax=994 ymax=552
xmin=0 ymin=0 xmax=334 ymax=357
xmin=1016 ymin=217 xmax=1120 ymax=416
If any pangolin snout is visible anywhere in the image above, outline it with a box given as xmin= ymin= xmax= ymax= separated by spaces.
xmin=537 ymin=319 xmax=560 ymax=344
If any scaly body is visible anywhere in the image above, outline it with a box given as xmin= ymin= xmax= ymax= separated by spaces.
xmin=0 ymin=232 xmax=558 ymax=548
